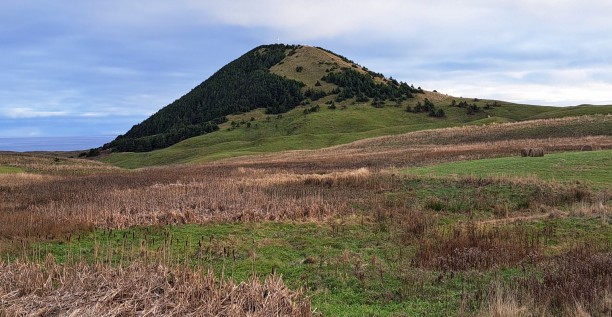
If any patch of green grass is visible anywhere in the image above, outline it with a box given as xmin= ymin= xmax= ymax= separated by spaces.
xmin=0 ymin=166 xmax=23 ymax=174
xmin=405 ymin=150 xmax=612 ymax=188
xmin=102 ymin=104 xmax=456 ymax=168
xmin=396 ymin=177 xmax=537 ymax=217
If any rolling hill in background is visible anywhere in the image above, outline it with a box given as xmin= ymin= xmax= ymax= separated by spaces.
xmin=101 ymin=44 xmax=612 ymax=168
xmin=103 ymin=44 xmax=417 ymax=153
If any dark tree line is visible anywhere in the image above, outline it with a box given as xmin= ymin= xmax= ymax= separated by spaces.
xmin=449 ymin=99 xmax=485 ymax=115
xmin=107 ymin=121 xmax=220 ymax=152
xmin=304 ymin=88 xmax=327 ymax=101
xmin=104 ymin=44 xmax=305 ymax=152
xmin=406 ymin=98 xmax=445 ymax=117
xmin=321 ymin=69 xmax=420 ymax=102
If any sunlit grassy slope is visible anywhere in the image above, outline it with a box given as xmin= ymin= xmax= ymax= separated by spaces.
xmin=102 ymin=100 xmax=611 ymax=168
xmin=405 ymin=149 xmax=612 ymax=188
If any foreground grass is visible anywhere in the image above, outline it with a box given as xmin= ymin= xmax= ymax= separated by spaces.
xmin=12 ymin=166 xmax=611 ymax=315
xmin=12 ymin=216 xmax=608 ymax=316
xmin=405 ymin=150 xmax=612 ymax=189
xmin=30 ymin=222 xmax=453 ymax=316
xmin=4 ymin=140 xmax=612 ymax=315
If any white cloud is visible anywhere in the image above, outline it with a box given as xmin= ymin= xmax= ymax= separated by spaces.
xmin=417 ymin=73 xmax=612 ymax=106
xmin=187 ymin=0 xmax=612 ymax=41
xmin=78 ymin=112 xmax=109 ymax=118
xmin=2 ymin=108 xmax=68 ymax=119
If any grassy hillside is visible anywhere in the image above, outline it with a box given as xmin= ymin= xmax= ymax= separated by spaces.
xmin=102 ymin=96 xmax=611 ymax=168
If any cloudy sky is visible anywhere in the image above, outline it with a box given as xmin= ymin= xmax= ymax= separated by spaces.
xmin=1 ymin=0 xmax=611 ymax=140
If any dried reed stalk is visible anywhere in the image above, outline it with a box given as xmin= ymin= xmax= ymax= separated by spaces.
xmin=0 ymin=256 xmax=313 ymax=317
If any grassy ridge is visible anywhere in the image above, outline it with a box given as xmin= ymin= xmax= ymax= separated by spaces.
xmin=102 ymin=100 xmax=611 ymax=168
xmin=405 ymin=150 xmax=612 ymax=188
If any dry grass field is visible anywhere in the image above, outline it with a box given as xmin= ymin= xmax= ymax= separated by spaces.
xmin=1 ymin=115 xmax=611 ymax=316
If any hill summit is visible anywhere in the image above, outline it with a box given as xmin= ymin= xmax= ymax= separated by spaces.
xmin=104 ymin=44 xmax=421 ymax=152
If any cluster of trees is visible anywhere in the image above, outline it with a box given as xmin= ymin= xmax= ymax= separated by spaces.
xmin=304 ymin=88 xmax=327 ymax=101
xmin=449 ymin=99 xmax=481 ymax=115
xmin=321 ymin=69 xmax=420 ymax=103
xmin=484 ymin=101 xmax=501 ymax=109
xmin=108 ymin=121 xmax=220 ymax=152
xmin=406 ymin=98 xmax=445 ymax=117
xmin=78 ymin=148 xmax=100 ymax=158
xmin=104 ymin=44 xmax=306 ymax=152
xmin=228 ymin=117 xmax=257 ymax=130
xmin=362 ymin=67 xmax=385 ymax=79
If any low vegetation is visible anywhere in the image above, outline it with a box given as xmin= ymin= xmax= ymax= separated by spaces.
xmin=1 ymin=115 xmax=611 ymax=316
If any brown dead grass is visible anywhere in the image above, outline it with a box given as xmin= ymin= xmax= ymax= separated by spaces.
xmin=0 ymin=166 xmax=395 ymax=238
xmin=414 ymin=222 xmax=542 ymax=271
xmin=1 ymin=116 xmax=611 ymax=316
xmin=0 ymin=256 xmax=313 ymax=317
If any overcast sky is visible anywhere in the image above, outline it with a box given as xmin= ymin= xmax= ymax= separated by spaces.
xmin=1 ymin=0 xmax=611 ymax=138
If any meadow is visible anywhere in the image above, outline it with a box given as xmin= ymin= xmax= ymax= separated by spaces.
xmin=1 ymin=115 xmax=611 ymax=316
